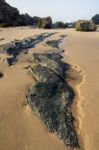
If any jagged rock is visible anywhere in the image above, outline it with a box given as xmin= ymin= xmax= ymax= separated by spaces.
xmin=26 ymin=52 xmax=80 ymax=148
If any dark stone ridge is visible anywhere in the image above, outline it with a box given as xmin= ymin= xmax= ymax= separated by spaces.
xmin=45 ymin=34 xmax=67 ymax=50
xmin=46 ymin=39 xmax=62 ymax=49
xmin=26 ymin=52 xmax=80 ymax=148
xmin=31 ymin=53 xmax=69 ymax=77
xmin=0 ymin=32 xmax=55 ymax=65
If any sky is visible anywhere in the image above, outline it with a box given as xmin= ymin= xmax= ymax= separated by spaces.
xmin=6 ymin=0 xmax=99 ymax=22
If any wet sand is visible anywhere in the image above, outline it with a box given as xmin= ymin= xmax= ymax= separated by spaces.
xmin=0 ymin=27 xmax=99 ymax=150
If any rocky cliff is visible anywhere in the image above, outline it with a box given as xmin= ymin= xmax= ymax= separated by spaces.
xmin=0 ymin=0 xmax=21 ymax=26
xmin=0 ymin=0 xmax=52 ymax=27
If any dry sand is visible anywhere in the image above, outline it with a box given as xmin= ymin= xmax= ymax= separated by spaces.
xmin=0 ymin=27 xmax=99 ymax=150
xmin=61 ymin=29 xmax=99 ymax=150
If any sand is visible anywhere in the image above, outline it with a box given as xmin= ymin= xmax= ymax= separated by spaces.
xmin=61 ymin=29 xmax=99 ymax=150
xmin=0 ymin=27 xmax=99 ymax=150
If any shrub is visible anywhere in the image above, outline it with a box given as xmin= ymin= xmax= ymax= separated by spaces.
xmin=75 ymin=20 xmax=97 ymax=32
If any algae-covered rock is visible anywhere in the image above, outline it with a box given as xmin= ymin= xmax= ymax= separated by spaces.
xmin=26 ymin=52 xmax=80 ymax=148
xmin=32 ymin=53 xmax=69 ymax=77
xmin=75 ymin=20 xmax=97 ymax=31
xmin=38 ymin=17 xmax=52 ymax=29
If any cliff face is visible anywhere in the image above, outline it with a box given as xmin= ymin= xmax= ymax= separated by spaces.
xmin=0 ymin=0 xmax=52 ymax=27
xmin=0 ymin=0 xmax=21 ymax=26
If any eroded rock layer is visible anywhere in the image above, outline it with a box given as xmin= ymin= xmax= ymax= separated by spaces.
xmin=26 ymin=52 xmax=79 ymax=148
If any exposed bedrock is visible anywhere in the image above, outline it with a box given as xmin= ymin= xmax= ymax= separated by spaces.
xmin=0 ymin=32 xmax=55 ymax=65
xmin=26 ymin=52 xmax=80 ymax=148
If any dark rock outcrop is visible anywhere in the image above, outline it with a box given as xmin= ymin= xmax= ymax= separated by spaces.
xmin=1 ymin=32 xmax=54 ymax=56
xmin=20 ymin=13 xmax=34 ymax=26
xmin=0 ymin=0 xmax=21 ymax=26
xmin=0 ymin=32 xmax=55 ymax=65
xmin=92 ymin=14 xmax=99 ymax=25
xmin=26 ymin=52 xmax=80 ymax=149
xmin=46 ymin=39 xmax=62 ymax=49
xmin=0 ymin=0 xmax=35 ymax=26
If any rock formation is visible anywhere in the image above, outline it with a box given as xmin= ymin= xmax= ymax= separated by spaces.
xmin=26 ymin=52 xmax=80 ymax=149
xmin=0 ymin=32 xmax=55 ymax=65
xmin=92 ymin=14 xmax=99 ymax=25
xmin=38 ymin=17 xmax=52 ymax=29
xmin=0 ymin=0 xmax=41 ymax=26
xmin=46 ymin=39 xmax=62 ymax=48
xmin=0 ymin=0 xmax=21 ymax=26
xmin=75 ymin=20 xmax=97 ymax=31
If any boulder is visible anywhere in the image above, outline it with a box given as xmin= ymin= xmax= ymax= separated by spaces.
xmin=38 ymin=17 xmax=52 ymax=29
xmin=75 ymin=20 xmax=97 ymax=31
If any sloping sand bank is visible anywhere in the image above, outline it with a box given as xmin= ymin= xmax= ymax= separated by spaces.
xmin=61 ymin=29 xmax=99 ymax=150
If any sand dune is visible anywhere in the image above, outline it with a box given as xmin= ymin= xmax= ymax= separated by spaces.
xmin=0 ymin=27 xmax=99 ymax=150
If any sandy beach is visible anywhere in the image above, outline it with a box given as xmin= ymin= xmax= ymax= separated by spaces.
xmin=0 ymin=27 xmax=99 ymax=150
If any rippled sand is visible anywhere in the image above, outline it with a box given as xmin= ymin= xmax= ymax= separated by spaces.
xmin=0 ymin=27 xmax=99 ymax=150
